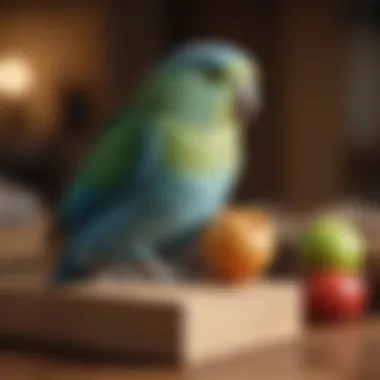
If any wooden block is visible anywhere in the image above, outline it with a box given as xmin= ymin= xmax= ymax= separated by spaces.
xmin=0 ymin=272 xmax=303 ymax=367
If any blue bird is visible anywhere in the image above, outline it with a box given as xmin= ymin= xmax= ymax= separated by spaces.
xmin=52 ymin=41 xmax=261 ymax=284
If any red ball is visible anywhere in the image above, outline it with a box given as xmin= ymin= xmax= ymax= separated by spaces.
xmin=306 ymin=272 xmax=367 ymax=321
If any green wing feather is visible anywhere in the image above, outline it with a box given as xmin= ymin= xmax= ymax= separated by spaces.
xmin=78 ymin=111 xmax=143 ymax=188
xmin=58 ymin=108 xmax=149 ymax=231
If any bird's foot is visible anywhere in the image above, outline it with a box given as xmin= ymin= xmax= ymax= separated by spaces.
xmin=101 ymin=265 xmax=140 ymax=283
xmin=106 ymin=258 xmax=178 ymax=284
xmin=131 ymin=259 xmax=178 ymax=283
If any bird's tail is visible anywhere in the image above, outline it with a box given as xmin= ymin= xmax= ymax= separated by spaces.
xmin=51 ymin=248 xmax=76 ymax=286
xmin=47 ymin=208 xmax=84 ymax=285
xmin=51 ymin=243 xmax=90 ymax=286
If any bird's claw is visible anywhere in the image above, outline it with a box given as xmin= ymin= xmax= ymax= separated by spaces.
xmin=108 ymin=260 xmax=178 ymax=283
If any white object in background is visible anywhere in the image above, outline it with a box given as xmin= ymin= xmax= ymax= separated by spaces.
xmin=0 ymin=177 xmax=43 ymax=226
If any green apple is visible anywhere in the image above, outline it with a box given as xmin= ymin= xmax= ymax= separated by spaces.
xmin=298 ymin=215 xmax=365 ymax=272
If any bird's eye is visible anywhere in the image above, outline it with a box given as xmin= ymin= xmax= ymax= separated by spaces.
xmin=203 ymin=66 xmax=226 ymax=82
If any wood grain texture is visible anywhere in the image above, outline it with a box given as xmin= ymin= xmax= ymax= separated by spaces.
xmin=0 ymin=317 xmax=379 ymax=379
xmin=277 ymin=0 xmax=344 ymax=209
xmin=0 ymin=272 xmax=302 ymax=367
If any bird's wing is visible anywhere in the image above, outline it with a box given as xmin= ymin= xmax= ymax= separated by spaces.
xmin=57 ymin=109 xmax=160 ymax=234
xmin=52 ymin=111 xmax=162 ymax=284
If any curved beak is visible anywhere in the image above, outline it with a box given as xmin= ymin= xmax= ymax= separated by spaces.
xmin=235 ymin=82 xmax=261 ymax=125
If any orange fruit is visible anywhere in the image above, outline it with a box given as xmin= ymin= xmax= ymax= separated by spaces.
xmin=199 ymin=207 xmax=277 ymax=283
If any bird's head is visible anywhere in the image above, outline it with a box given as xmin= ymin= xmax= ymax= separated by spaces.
xmin=140 ymin=41 xmax=262 ymax=128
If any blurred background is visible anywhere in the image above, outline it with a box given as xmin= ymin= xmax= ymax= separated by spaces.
xmin=0 ymin=0 xmax=377 ymax=227
xmin=0 ymin=1 xmax=378 ymax=376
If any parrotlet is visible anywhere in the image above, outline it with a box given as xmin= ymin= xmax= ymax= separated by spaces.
xmin=53 ymin=41 xmax=261 ymax=284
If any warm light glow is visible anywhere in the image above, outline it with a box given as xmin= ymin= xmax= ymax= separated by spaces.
xmin=0 ymin=57 xmax=34 ymax=98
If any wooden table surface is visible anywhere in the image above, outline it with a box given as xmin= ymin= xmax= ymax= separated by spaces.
xmin=0 ymin=318 xmax=379 ymax=380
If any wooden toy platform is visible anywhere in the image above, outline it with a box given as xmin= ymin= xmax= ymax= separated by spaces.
xmin=0 ymin=269 xmax=303 ymax=367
